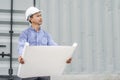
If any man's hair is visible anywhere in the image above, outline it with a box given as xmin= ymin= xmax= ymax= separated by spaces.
xmin=29 ymin=15 xmax=33 ymax=23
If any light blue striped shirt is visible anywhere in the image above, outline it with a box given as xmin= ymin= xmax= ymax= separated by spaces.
xmin=18 ymin=26 xmax=57 ymax=55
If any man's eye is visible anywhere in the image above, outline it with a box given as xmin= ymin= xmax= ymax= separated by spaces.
xmin=37 ymin=15 xmax=40 ymax=17
xmin=37 ymin=15 xmax=41 ymax=17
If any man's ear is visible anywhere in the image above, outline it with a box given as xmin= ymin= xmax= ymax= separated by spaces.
xmin=28 ymin=18 xmax=32 ymax=23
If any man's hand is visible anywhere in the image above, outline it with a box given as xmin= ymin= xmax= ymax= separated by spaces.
xmin=18 ymin=56 xmax=24 ymax=64
xmin=66 ymin=57 xmax=72 ymax=64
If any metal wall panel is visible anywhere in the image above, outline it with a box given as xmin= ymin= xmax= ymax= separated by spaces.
xmin=0 ymin=0 xmax=33 ymax=75
xmin=38 ymin=0 xmax=120 ymax=74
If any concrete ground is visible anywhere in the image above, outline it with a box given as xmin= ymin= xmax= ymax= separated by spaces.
xmin=1 ymin=74 xmax=120 ymax=80
xmin=51 ymin=74 xmax=120 ymax=80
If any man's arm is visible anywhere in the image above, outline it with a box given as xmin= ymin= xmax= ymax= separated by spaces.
xmin=18 ymin=31 xmax=27 ymax=64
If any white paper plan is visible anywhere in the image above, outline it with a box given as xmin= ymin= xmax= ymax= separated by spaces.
xmin=17 ymin=43 xmax=77 ymax=78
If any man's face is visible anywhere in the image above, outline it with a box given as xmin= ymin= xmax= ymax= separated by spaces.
xmin=30 ymin=12 xmax=42 ymax=25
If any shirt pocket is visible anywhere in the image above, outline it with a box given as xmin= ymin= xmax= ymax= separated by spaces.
xmin=41 ymin=37 xmax=47 ymax=45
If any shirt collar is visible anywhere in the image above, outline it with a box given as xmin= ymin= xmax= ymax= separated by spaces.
xmin=30 ymin=26 xmax=42 ymax=32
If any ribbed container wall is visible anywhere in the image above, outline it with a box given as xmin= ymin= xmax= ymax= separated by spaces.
xmin=37 ymin=0 xmax=120 ymax=74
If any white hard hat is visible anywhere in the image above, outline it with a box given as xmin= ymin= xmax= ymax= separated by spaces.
xmin=25 ymin=6 xmax=41 ymax=21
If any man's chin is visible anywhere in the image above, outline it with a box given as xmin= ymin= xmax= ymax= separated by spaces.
xmin=39 ymin=23 xmax=42 ymax=25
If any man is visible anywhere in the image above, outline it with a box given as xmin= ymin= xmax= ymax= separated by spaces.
xmin=18 ymin=6 xmax=72 ymax=80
